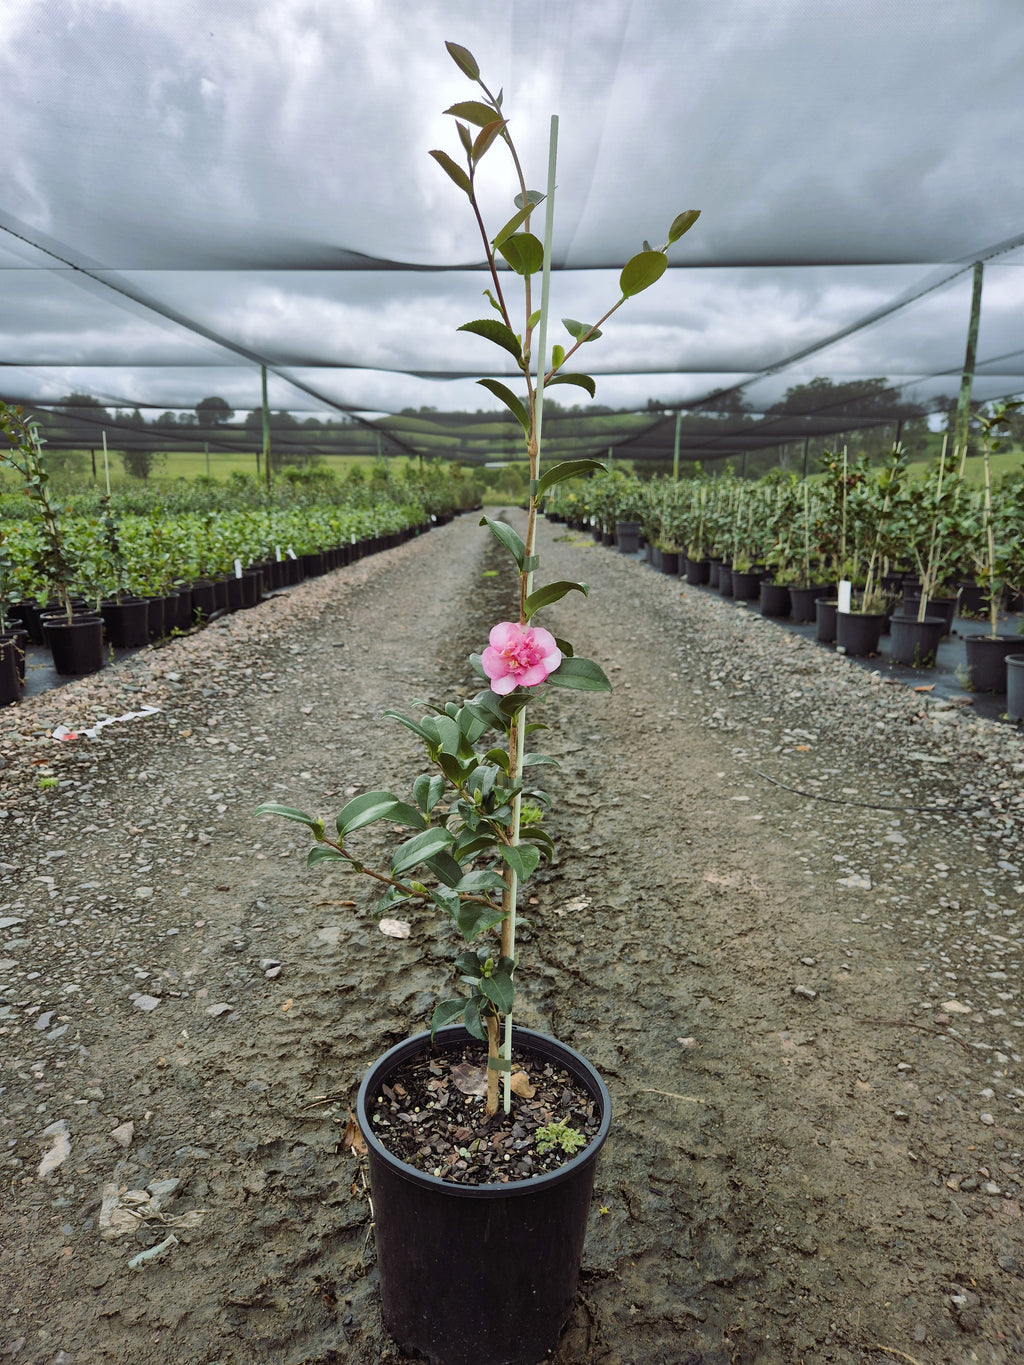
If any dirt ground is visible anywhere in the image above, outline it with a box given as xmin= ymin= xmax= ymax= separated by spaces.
xmin=1 ymin=511 xmax=1022 ymax=1365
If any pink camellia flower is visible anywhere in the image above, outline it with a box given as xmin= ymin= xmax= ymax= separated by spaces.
xmin=481 ymin=621 xmax=562 ymax=695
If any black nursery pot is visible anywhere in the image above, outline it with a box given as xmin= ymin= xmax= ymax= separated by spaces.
xmin=759 ymin=581 xmax=791 ymax=618
xmin=835 ymin=610 xmax=886 ymax=657
xmin=0 ymin=635 xmax=20 ymax=706
xmin=815 ymin=598 xmax=838 ymax=643
xmin=888 ymin=613 xmax=945 ymax=667
xmin=43 ymin=615 xmax=104 ymax=676
xmin=356 ymin=1025 xmax=611 ymax=1365
xmin=684 ymin=557 xmax=710 ymax=586
xmin=965 ymin=635 xmax=1022 ymax=693
xmin=100 ymin=598 xmax=149 ymax=648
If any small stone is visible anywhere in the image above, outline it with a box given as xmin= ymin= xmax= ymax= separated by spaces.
xmin=132 ymin=995 xmax=161 ymax=1012
xmin=980 ymin=1113 xmax=996 ymax=1126
xmin=793 ymin=985 xmax=817 ymax=1001
xmin=109 ymin=1121 xmax=134 ymax=1148
xmin=982 ymin=1181 xmax=1002 ymax=1195
xmin=941 ymin=1000 xmax=973 ymax=1014
xmin=205 ymin=1003 xmax=234 ymax=1017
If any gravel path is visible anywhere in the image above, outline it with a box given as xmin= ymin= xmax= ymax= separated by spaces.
xmin=1 ymin=512 xmax=1022 ymax=1365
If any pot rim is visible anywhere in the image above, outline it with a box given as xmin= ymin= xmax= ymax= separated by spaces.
xmin=356 ymin=1024 xmax=611 ymax=1200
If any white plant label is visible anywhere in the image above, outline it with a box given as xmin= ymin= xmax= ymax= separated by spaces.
xmin=275 ymin=545 xmax=282 ymax=562
xmin=234 ymin=558 xmax=243 ymax=579
xmin=287 ymin=547 xmax=297 ymax=560
xmin=838 ymin=579 xmax=852 ymax=614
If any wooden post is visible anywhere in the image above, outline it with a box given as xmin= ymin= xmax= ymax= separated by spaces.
xmin=953 ymin=261 xmax=983 ymax=459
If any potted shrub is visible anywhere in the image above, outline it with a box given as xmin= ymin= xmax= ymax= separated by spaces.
xmin=835 ymin=446 xmax=905 ymax=657
xmin=964 ymin=402 xmax=1023 ymax=691
xmin=0 ymin=402 xmax=104 ymax=676
xmin=258 ymin=42 xmax=699 ymax=1365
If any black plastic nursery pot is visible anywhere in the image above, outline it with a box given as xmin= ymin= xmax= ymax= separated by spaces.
xmin=356 ymin=1025 xmax=611 ymax=1365
xmin=718 ymin=565 xmax=735 ymax=597
xmin=901 ymin=593 xmax=957 ymax=638
xmin=100 ymin=598 xmax=149 ymax=648
xmin=0 ymin=635 xmax=20 ymax=706
xmin=888 ymin=613 xmax=945 ymax=667
xmin=788 ymin=584 xmax=832 ymax=624
xmin=965 ymin=635 xmax=1022 ymax=693
xmin=615 ymin=520 xmax=640 ymax=554
xmin=190 ymin=580 xmax=218 ymax=622
xmin=659 ymin=549 xmax=680 ymax=575
xmin=759 ymin=581 xmax=791 ymax=618
xmin=684 ymin=557 xmax=710 ymax=586
xmin=43 ymin=615 xmax=104 ymax=676
xmin=835 ymin=610 xmax=886 ymax=657
xmin=1007 ymin=654 xmax=1024 ymax=722
xmin=731 ymin=568 xmax=761 ymax=600
xmin=815 ymin=597 xmax=837 ymax=644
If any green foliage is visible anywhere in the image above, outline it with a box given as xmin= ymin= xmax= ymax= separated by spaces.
xmin=535 ymin=1120 xmax=587 ymax=1155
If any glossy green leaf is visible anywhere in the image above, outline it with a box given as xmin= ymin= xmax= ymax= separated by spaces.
xmin=477 ymin=379 xmax=529 ymax=434
xmin=545 ymin=372 xmax=597 ymax=399
xmin=479 ymin=515 xmax=526 ymax=569
xmin=336 ymin=791 xmax=426 ymax=839
xmin=501 ymin=843 xmax=540 ymax=881
xmin=431 ymin=998 xmax=467 ymax=1039
xmin=423 ymin=850 xmax=464 ymax=888
xmin=382 ymin=709 xmax=438 ymax=744
xmin=561 ymin=317 xmax=603 ymax=343
xmin=479 ymin=969 xmax=514 ymax=1014
xmin=306 ymin=845 xmax=347 ymax=869
xmin=535 ymin=459 xmax=606 ymax=500
xmin=455 ymin=902 xmax=508 ymax=941
xmin=514 ymin=189 xmax=545 ymax=209
xmin=527 ymin=309 xmax=541 ymax=330
xmin=545 ymin=656 xmax=612 ymax=691
xmin=667 ymin=209 xmax=701 ymax=243
xmin=255 ymin=802 xmax=318 ymax=829
xmin=492 ymin=202 xmax=536 ymax=249
xmin=551 ymin=343 xmax=565 ymax=369
xmin=521 ymin=752 xmax=558 ymax=767
xmin=462 ymin=996 xmax=487 ymax=1041
xmin=412 ymin=773 xmax=446 ymax=815
xmin=443 ymin=100 xmax=497 ymax=127
xmin=522 ymin=578 xmax=589 ymax=621
xmin=391 ymin=827 xmax=455 ymax=876
xmin=458 ymin=319 xmax=523 ymax=363
xmin=445 ymin=40 xmax=480 ymax=80
xmin=619 ymin=249 xmax=668 ymax=298
xmin=456 ymin=121 xmax=474 ymax=157
xmin=428 ymin=149 xmax=472 ymax=197
xmin=454 ymin=869 xmax=507 ymax=893
xmin=497 ymin=231 xmax=544 ymax=276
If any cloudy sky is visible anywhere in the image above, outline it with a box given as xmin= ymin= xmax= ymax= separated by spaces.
xmin=2 ymin=0 xmax=1023 ymax=425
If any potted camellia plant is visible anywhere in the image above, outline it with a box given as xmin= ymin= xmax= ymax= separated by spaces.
xmin=258 ymin=42 xmax=699 ymax=1365
xmin=964 ymin=401 xmax=1023 ymax=691
xmin=0 ymin=402 xmax=105 ymax=676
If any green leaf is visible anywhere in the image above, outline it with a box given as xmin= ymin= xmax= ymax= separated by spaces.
xmin=527 ymin=309 xmax=541 ymax=329
xmin=455 ymin=870 xmax=508 ymax=893
xmin=497 ymin=231 xmax=544 ymax=276
xmin=382 ymin=709 xmax=439 ymax=744
xmin=456 ymin=121 xmax=473 ymax=157
xmin=501 ymin=843 xmax=540 ymax=881
xmin=423 ymin=850 xmax=464 ymax=887
xmin=619 ymin=250 xmax=668 ymax=298
xmin=545 ymin=372 xmax=597 ymax=399
xmin=479 ymin=969 xmax=514 ymax=1014
xmin=463 ymin=996 xmax=487 ymax=1041
xmin=483 ymin=287 xmax=502 ymax=314
xmin=412 ymin=773 xmax=446 ymax=814
xmin=455 ymin=902 xmax=507 ymax=941
xmin=551 ymin=343 xmax=565 ymax=369
xmin=546 ymin=656 xmax=612 ymax=691
xmin=521 ymin=752 xmax=558 ymax=767
xmin=483 ymin=746 xmax=510 ymax=774
xmin=535 ymin=458 xmax=606 ymax=499
xmin=476 ymin=379 xmax=529 ymax=434
xmin=307 ymin=845 xmax=347 ymax=869
xmin=458 ymin=319 xmax=523 ymax=364
xmin=391 ymin=827 xmax=455 ymax=876
xmin=562 ymin=318 xmax=602 ymax=343
xmin=428 ymin=149 xmax=472 ymax=198
xmin=492 ymin=202 xmax=538 ymax=250
xmin=443 ymin=100 xmax=497 ymax=127
xmin=431 ymin=998 xmax=467 ymax=1040
xmin=445 ymin=40 xmax=480 ymax=80
xmin=479 ymin=515 xmax=526 ymax=570
xmin=472 ymin=118 xmax=506 ymax=162
xmin=255 ymin=802 xmax=319 ymax=829
xmin=336 ymin=791 xmax=426 ymax=839
xmin=514 ymin=190 xmax=545 ymax=209
xmin=667 ymin=209 xmax=701 ymax=244
xmin=522 ymin=579 xmax=589 ymax=620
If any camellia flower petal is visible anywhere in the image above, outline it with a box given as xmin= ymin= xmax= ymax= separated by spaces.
xmin=481 ymin=621 xmax=562 ymax=695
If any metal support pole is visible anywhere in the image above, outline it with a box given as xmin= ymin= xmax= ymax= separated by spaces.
xmin=802 ymin=436 xmax=810 ymax=480
xmin=205 ymin=442 xmax=210 ymax=477
xmin=673 ymin=410 xmax=682 ymax=481
xmin=953 ymin=261 xmax=983 ymax=459
xmin=90 ymin=448 xmax=96 ymax=482
xmin=261 ymin=365 xmax=272 ymax=490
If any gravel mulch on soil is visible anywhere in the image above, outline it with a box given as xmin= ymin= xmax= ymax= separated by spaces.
xmin=1 ymin=511 xmax=1022 ymax=1365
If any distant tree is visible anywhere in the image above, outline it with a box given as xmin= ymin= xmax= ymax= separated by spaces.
xmin=121 ymin=449 xmax=165 ymax=480
xmin=196 ymin=396 xmax=234 ymax=426
xmin=156 ymin=411 xmax=179 ymax=427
